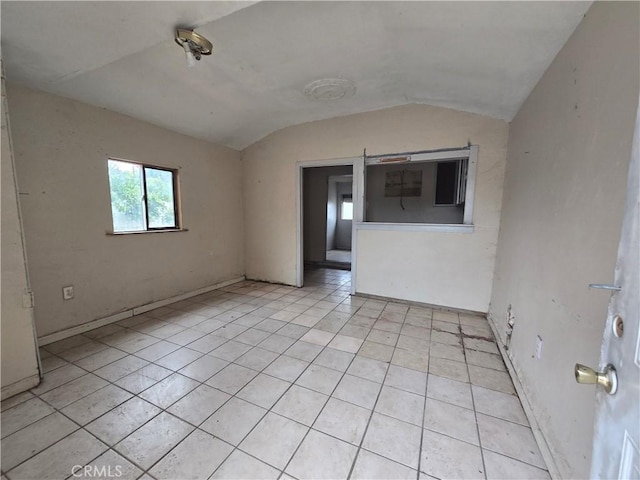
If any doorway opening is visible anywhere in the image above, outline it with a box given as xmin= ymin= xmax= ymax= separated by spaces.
xmin=325 ymin=174 xmax=353 ymax=268
xmin=299 ymin=163 xmax=355 ymax=288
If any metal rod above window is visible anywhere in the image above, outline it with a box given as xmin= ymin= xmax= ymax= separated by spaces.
xmin=364 ymin=146 xmax=471 ymax=165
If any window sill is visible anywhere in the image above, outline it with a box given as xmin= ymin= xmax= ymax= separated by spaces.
xmin=106 ymin=228 xmax=189 ymax=236
xmin=355 ymin=222 xmax=474 ymax=233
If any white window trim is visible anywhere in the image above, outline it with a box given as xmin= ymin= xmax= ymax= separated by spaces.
xmin=355 ymin=222 xmax=474 ymax=233
xmin=359 ymin=145 xmax=478 ymax=229
xmin=340 ymin=195 xmax=353 ymax=220
xmin=463 ymin=146 xmax=478 ymax=225
xmin=106 ymin=157 xmax=182 ymax=234
xmin=364 ymin=147 xmax=470 ymax=165
xmin=294 ymin=147 xmax=478 ymax=294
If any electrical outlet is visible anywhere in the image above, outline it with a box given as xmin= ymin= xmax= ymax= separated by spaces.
xmin=535 ymin=335 xmax=543 ymax=359
xmin=62 ymin=285 xmax=74 ymax=300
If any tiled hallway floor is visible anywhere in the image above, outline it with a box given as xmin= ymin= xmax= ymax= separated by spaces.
xmin=1 ymin=268 xmax=550 ymax=480
xmin=325 ymin=250 xmax=351 ymax=264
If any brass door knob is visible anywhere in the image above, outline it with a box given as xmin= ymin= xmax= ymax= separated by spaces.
xmin=574 ymin=363 xmax=618 ymax=394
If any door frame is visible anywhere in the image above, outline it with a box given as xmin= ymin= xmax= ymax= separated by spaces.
xmin=296 ymin=156 xmax=360 ymax=293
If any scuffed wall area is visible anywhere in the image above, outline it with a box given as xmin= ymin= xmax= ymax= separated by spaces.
xmin=489 ymin=3 xmax=639 ymax=477
xmin=243 ymin=103 xmax=508 ymax=311
xmin=8 ymin=85 xmax=245 ymax=337
xmin=1 ymin=75 xmax=40 ymax=396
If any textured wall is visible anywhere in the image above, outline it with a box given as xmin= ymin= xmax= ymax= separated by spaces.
xmin=8 ymin=85 xmax=245 ymax=337
xmin=1 ymin=77 xmax=39 ymax=395
xmin=243 ymin=103 xmax=508 ymax=311
xmin=489 ymin=3 xmax=639 ymax=477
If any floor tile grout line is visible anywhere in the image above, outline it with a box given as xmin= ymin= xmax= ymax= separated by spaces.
xmin=421 ymin=386 xmax=535 ymax=428
xmin=424 ymin=313 xmax=529 ymax=473
xmin=193 ymin=347 xmax=307 ymax=432
xmin=216 ymin=280 xmax=355 ymax=470
xmin=17 ymin=381 xmax=189 ymax=474
xmin=414 ymin=310 xmax=434 ymax=479
xmin=37 ymin=382 xmax=134 ymax=422
xmin=420 ymin=425 xmax=484 ymax=449
xmin=37 ymin=301 xmax=313 ymax=398
xmin=467 ymin=444 xmax=554 ymax=471
xmin=207 ymin=332 xmax=344 ymax=475
xmin=0 ymin=392 xmax=37 ymax=413
xmin=139 ymin=414 xmax=241 ymax=478
xmin=43 ymin=347 xmax=504 ymax=480
xmin=15 ymin=271 xmax=493 ymax=480
xmin=83 ymin=378 xmax=238 ymax=475
xmin=58 ymin=437 xmax=121 ymax=480
xmin=3 ymin=410 xmax=113 ymax=477
xmin=40 ymin=319 xmax=222 ymax=381
xmin=205 ymin=282 xmax=355 ymax=478
xmin=24 ymin=353 xmax=235 ymax=475
xmin=29 ymin=375 xmax=121 ymax=411
xmin=133 ymin=293 xmax=343 ymax=414
xmin=346 ymin=306 xmax=418 ymax=480
xmin=462 ymin=319 xmax=490 ymax=480
xmin=16 ymin=323 xmax=440 ymax=454
xmin=279 ymin=320 xmax=371 ymax=479
xmin=86 ymin=393 xmax=229 ymax=475
xmin=206 ymin=444 xmax=286 ymax=480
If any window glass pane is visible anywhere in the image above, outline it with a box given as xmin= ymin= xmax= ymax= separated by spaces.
xmin=145 ymin=167 xmax=176 ymax=228
xmin=108 ymin=160 xmax=146 ymax=232
xmin=341 ymin=200 xmax=353 ymax=220
xmin=365 ymin=160 xmax=464 ymax=224
xmin=435 ymin=161 xmax=458 ymax=205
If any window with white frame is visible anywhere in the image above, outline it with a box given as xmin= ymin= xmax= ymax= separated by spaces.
xmin=341 ymin=195 xmax=353 ymax=220
xmin=364 ymin=147 xmax=476 ymax=225
xmin=107 ymin=159 xmax=180 ymax=233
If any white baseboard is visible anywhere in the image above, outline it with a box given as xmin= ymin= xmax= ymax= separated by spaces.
xmin=486 ymin=313 xmax=561 ymax=480
xmin=38 ymin=311 xmax=133 ymax=346
xmin=355 ymin=291 xmax=486 ymax=317
xmin=1 ymin=374 xmax=40 ymax=401
xmin=38 ymin=276 xmax=245 ymax=346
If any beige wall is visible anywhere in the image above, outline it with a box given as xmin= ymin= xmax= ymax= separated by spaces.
xmin=243 ymin=104 xmax=508 ymax=311
xmin=1 ymin=76 xmax=40 ymax=396
xmin=7 ymin=85 xmax=244 ymax=338
xmin=489 ymin=2 xmax=639 ymax=478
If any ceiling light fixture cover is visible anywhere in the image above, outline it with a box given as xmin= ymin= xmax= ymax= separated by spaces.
xmin=303 ymin=78 xmax=356 ymax=101
xmin=175 ymin=28 xmax=212 ymax=67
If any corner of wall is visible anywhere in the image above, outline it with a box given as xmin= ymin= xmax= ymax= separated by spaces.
xmin=8 ymin=85 xmax=247 ymax=338
xmin=487 ymin=3 xmax=640 ymax=477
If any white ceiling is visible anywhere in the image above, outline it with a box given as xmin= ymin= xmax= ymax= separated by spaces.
xmin=1 ymin=1 xmax=591 ymax=150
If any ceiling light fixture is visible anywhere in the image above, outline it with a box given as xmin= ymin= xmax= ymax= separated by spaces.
xmin=303 ymin=78 xmax=356 ymax=102
xmin=175 ymin=28 xmax=212 ymax=67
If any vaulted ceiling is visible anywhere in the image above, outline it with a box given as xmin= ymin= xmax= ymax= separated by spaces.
xmin=1 ymin=1 xmax=591 ymax=149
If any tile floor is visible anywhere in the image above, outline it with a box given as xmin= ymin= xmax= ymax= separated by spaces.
xmin=1 ymin=268 xmax=550 ymax=480
xmin=325 ymin=250 xmax=351 ymax=264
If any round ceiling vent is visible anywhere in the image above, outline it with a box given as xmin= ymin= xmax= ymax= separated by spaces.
xmin=303 ymin=78 xmax=356 ymax=102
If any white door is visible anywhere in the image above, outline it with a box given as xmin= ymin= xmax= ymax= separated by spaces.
xmin=583 ymin=97 xmax=640 ymax=479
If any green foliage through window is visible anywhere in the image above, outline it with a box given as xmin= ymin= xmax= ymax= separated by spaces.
xmin=108 ymin=159 xmax=178 ymax=232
